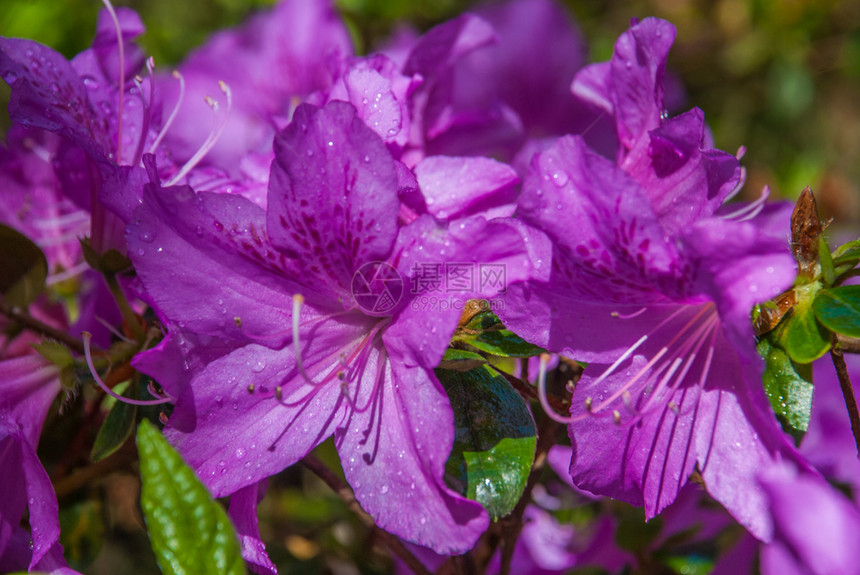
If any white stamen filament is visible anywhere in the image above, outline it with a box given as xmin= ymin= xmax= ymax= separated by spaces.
xmin=537 ymin=353 xmax=577 ymax=424
xmin=46 ymin=261 xmax=90 ymax=286
xmin=149 ymin=70 xmax=185 ymax=154
xmin=164 ymin=81 xmax=232 ymax=186
xmin=82 ymin=331 xmax=172 ymax=406
xmin=720 ymin=187 xmax=770 ymax=222
xmin=292 ymin=294 xmax=319 ymax=386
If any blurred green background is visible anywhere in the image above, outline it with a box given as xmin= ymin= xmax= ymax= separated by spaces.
xmin=2 ymin=0 xmax=859 ymax=226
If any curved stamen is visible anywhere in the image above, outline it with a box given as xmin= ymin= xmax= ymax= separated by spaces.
xmin=164 ymin=81 xmax=232 ymax=186
xmin=720 ymin=186 xmax=770 ymax=222
xmin=149 ymin=70 xmax=185 ymax=154
xmin=81 ymin=331 xmax=173 ymax=406
xmin=100 ymin=0 xmax=125 ymax=162
xmin=292 ymin=294 xmax=319 ymax=386
xmin=538 ymin=353 xmax=577 ymax=424
xmin=31 ymin=210 xmax=90 ymax=230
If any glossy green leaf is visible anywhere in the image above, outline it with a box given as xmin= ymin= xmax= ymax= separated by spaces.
xmin=439 ymin=348 xmax=486 ymax=371
xmin=813 ymin=285 xmax=860 ymax=338
xmin=777 ymin=284 xmax=830 ymax=363
xmin=0 ymin=224 xmax=47 ymax=307
xmin=92 ymin=395 xmax=137 ymax=461
xmin=437 ymin=365 xmax=536 ymax=520
xmin=757 ymin=335 xmax=813 ymax=444
xmin=453 ymin=309 xmax=545 ymax=358
xmin=833 ymin=239 xmax=860 ymax=266
xmin=136 ymin=420 xmax=244 ymax=575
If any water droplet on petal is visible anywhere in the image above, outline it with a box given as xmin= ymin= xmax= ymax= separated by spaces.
xmin=139 ymin=230 xmax=155 ymax=243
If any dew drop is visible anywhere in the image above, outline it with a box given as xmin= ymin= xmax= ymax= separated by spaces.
xmin=139 ymin=230 xmax=155 ymax=243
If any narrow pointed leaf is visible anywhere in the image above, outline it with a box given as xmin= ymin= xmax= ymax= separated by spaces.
xmin=437 ymin=364 xmax=536 ymax=520
xmin=136 ymin=420 xmax=244 ymax=575
xmin=91 ymin=398 xmax=137 ymax=461
xmin=813 ymin=285 xmax=860 ymax=338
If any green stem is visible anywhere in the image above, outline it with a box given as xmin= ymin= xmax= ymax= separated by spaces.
xmin=104 ymin=272 xmax=144 ymax=342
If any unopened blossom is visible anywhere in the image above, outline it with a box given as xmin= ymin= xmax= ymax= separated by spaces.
xmin=498 ymin=18 xmax=813 ymax=541
xmin=128 ymin=100 xmax=533 ymax=554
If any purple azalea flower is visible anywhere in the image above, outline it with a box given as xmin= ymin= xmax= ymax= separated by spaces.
xmin=759 ymin=463 xmax=860 ymax=575
xmin=157 ymin=0 xmax=352 ymax=173
xmin=498 ymin=18 xmax=813 ymax=541
xmin=428 ymin=0 xmax=592 ymax=162
xmin=128 ymin=100 xmax=533 ymax=554
xmin=0 ymin=7 xmax=154 ymax=254
xmin=0 ymin=354 xmax=78 ymax=574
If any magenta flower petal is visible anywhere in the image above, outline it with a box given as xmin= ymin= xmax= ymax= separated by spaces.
xmin=267 ymin=102 xmax=400 ymax=292
xmin=337 ymin=351 xmax=488 ymax=554
xmin=0 ymin=38 xmax=111 ymax=160
xmin=227 ymin=481 xmax=277 ymax=575
xmin=760 ymin=464 xmax=860 ymax=575
xmin=413 ymin=155 xmax=518 ymax=220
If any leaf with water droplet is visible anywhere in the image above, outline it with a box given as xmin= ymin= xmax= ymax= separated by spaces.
xmin=0 ymin=224 xmax=47 ymax=308
xmin=437 ymin=364 xmax=536 ymax=520
xmin=136 ymin=420 xmax=244 ymax=575
xmin=757 ymin=333 xmax=812 ymax=445
xmin=813 ymin=285 xmax=860 ymax=339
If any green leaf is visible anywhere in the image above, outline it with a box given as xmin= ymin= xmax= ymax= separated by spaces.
xmin=813 ymin=285 xmax=860 ymax=338
xmin=32 ymin=340 xmax=75 ymax=368
xmin=453 ymin=309 xmax=545 ymax=358
xmin=820 ymin=236 xmax=835 ymax=286
xmin=757 ymin=335 xmax=813 ymax=444
xmin=661 ymin=554 xmax=715 ymax=575
xmin=92 ymin=397 xmax=137 ymax=461
xmin=777 ymin=283 xmax=830 ymax=363
xmin=436 ymin=365 xmax=536 ymax=520
xmin=136 ymin=420 xmax=244 ymax=575
xmin=439 ymin=348 xmax=486 ymax=371
xmin=0 ymin=224 xmax=48 ymax=307
xmin=833 ymin=239 xmax=860 ymax=266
